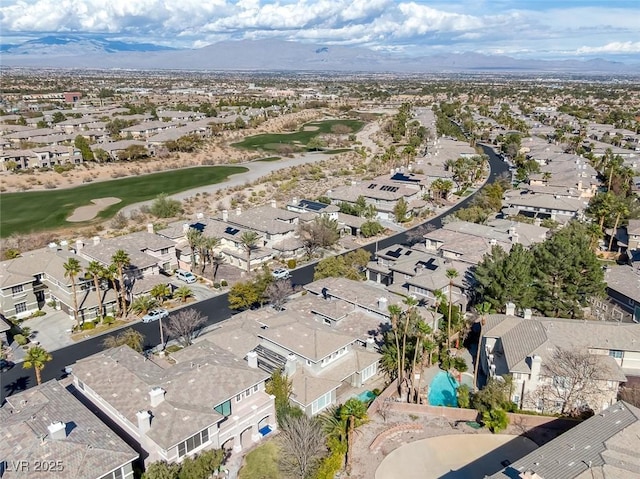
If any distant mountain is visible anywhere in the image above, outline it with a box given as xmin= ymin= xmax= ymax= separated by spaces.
xmin=2 ymin=37 xmax=639 ymax=74
xmin=2 ymin=35 xmax=176 ymax=56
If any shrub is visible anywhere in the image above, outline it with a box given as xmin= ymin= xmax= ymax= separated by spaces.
xmin=165 ymin=345 xmax=183 ymax=354
xmin=287 ymin=258 xmax=297 ymax=269
xmin=213 ymin=283 xmax=221 ymax=289
xmin=457 ymin=384 xmax=471 ymax=408
xmin=220 ymin=280 xmax=228 ymax=287
xmin=14 ymin=334 xmax=28 ymax=346
xmin=102 ymin=316 xmax=115 ymax=325
xmin=82 ymin=321 xmax=96 ymax=330
xmin=482 ymin=408 xmax=509 ymax=433
xmin=30 ymin=310 xmax=46 ymax=318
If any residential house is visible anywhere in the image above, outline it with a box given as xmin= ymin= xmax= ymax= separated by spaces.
xmin=120 ymin=121 xmax=180 ymax=139
xmin=502 ymin=189 xmax=587 ymax=223
xmin=78 ymin=229 xmax=178 ymax=299
xmin=328 ymin=176 xmax=422 ymax=221
xmin=490 ymin=401 xmax=640 ymax=479
xmin=0 ymin=379 xmax=138 ymax=479
xmin=480 ymin=304 xmax=640 ymax=414
xmin=0 ymin=245 xmax=117 ymax=321
xmin=627 ymin=219 xmax=640 ymax=251
xmin=71 ymin=344 xmax=275 ymax=465
xmin=604 ymin=264 xmax=640 ymax=323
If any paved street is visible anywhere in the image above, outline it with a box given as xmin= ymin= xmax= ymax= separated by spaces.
xmin=0 ymin=144 xmax=507 ymax=403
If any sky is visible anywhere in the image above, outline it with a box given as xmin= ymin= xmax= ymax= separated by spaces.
xmin=1 ymin=0 xmax=639 ymax=61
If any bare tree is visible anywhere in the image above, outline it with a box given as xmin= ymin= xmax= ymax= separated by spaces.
xmin=619 ymin=384 xmax=640 ymax=408
xmin=298 ymin=216 xmax=340 ymax=258
xmin=537 ymin=347 xmax=605 ymax=416
xmin=162 ymin=309 xmax=207 ymax=347
xmin=278 ymin=415 xmax=325 ymax=479
xmin=375 ymin=398 xmax=393 ymax=423
xmin=265 ymin=280 xmax=295 ymax=310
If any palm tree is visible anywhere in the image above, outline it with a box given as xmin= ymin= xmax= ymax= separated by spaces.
xmin=173 ymin=286 xmax=193 ymax=303
xmin=340 ymin=398 xmax=369 ymax=474
xmin=23 ymin=346 xmax=52 ymax=385
xmin=63 ymin=257 xmax=82 ymax=329
xmin=130 ymin=296 xmax=157 ymax=316
xmin=111 ymin=250 xmax=131 ymax=317
xmin=608 ymin=198 xmax=630 ymax=251
xmin=86 ymin=261 xmax=106 ymax=322
xmin=150 ymin=283 xmax=171 ymax=305
xmin=473 ymin=302 xmax=491 ymax=392
xmin=445 ymin=268 xmax=459 ymax=351
xmin=185 ymin=228 xmax=203 ymax=271
xmin=201 ymin=236 xmax=221 ymax=273
xmin=409 ymin=319 xmax=432 ymax=403
xmin=400 ymin=296 xmax=418 ymax=400
xmin=387 ymin=304 xmax=403 ymax=394
xmin=240 ymin=231 xmax=260 ymax=272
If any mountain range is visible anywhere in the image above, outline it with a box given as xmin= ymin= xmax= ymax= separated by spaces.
xmin=2 ymin=35 xmax=639 ymax=74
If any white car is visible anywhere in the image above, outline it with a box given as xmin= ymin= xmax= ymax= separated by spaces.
xmin=142 ymin=308 xmax=169 ymax=323
xmin=272 ymin=268 xmax=291 ymax=280
xmin=175 ymin=269 xmax=197 ymax=284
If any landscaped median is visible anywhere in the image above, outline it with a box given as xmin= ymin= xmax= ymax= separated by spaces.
xmin=0 ymin=165 xmax=248 ymax=237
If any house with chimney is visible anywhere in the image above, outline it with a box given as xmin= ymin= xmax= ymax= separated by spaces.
xmin=78 ymin=228 xmax=178 ymax=298
xmin=0 ymin=244 xmax=117 ymax=321
xmin=71 ymin=343 xmax=276 ymax=466
xmin=0 ymin=379 xmax=138 ymax=479
xmin=199 ymin=277 xmax=395 ymax=416
xmin=479 ymin=303 xmax=640 ymax=415
xmin=490 ymin=400 xmax=640 ymax=479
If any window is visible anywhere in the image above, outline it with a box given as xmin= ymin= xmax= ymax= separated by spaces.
xmin=177 ymin=429 xmax=210 ymax=458
xmin=214 ymin=400 xmax=231 ymax=416
xmin=77 ymin=380 xmax=85 ymax=391
xmin=609 ymin=350 xmax=623 ymax=359
xmin=236 ymin=394 xmax=242 ymax=403
xmin=11 ymin=285 xmax=24 ymax=295
xmin=15 ymin=302 xmax=27 ymax=314
xmin=512 ymin=394 xmax=520 ymax=405
xmin=160 ymin=248 xmax=169 ymax=255
xmin=99 ymin=468 xmax=124 ymax=479
xmin=312 ymin=391 xmax=332 ymax=415
xmin=361 ymin=362 xmax=377 ymax=382
xmin=253 ymin=385 xmax=258 ymax=393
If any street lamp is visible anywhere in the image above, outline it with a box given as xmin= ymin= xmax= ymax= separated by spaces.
xmin=159 ymin=315 xmax=165 ymax=352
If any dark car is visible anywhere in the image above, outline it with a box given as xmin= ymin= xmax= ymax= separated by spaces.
xmin=0 ymin=359 xmax=15 ymax=372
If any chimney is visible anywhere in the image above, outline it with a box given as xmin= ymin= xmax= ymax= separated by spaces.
xmin=182 ymin=223 xmax=190 ymax=234
xmin=390 ymin=168 xmax=395 ymax=175
xmin=75 ymin=239 xmax=83 ymax=252
xmin=284 ymin=354 xmax=297 ymax=376
xmin=196 ymin=212 xmax=204 ymax=220
xmin=292 ymin=197 xmax=298 ymax=206
xmin=222 ymin=209 xmax=229 ymax=222
xmin=270 ymin=199 xmax=277 ymax=208
xmin=60 ymin=240 xmax=68 ymax=250
xmin=523 ymin=308 xmax=532 ymax=320
xmin=92 ymin=236 xmax=100 ymax=246
xmin=511 ymin=232 xmax=519 ymax=244
xmin=47 ymin=421 xmax=67 ymax=440
xmin=236 ymin=207 xmax=242 ymax=216
xmin=506 ymin=302 xmax=516 ymax=316
xmin=149 ymin=387 xmax=166 ymax=407
xmin=529 ymin=355 xmax=542 ymax=381
xmin=246 ymin=350 xmax=258 ymax=369
xmin=147 ymin=223 xmax=154 ymax=234
xmin=366 ymin=337 xmax=376 ymax=352
xmin=378 ymin=297 xmax=388 ymax=310
xmin=48 ymin=242 xmax=58 ymax=252
xmin=534 ymin=218 xmax=541 ymax=227
xmin=136 ymin=410 xmax=151 ymax=434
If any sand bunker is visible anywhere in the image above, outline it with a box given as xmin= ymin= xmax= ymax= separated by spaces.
xmin=375 ymin=434 xmax=537 ymax=479
xmin=67 ymin=197 xmax=122 ymax=222
xmin=303 ymin=126 xmax=320 ymax=131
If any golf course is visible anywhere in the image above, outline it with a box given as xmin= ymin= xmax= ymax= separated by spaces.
xmin=0 ymin=166 xmax=247 ymax=237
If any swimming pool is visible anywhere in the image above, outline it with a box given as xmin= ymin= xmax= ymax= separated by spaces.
xmin=356 ymin=390 xmax=376 ymax=403
xmin=428 ymin=371 xmax=459 ymax=407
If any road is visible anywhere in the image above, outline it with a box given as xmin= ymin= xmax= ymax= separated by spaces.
xmin=0 ymin=144 xmax=507 ymax=403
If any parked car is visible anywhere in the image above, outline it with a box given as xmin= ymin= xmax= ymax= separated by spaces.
xmin=142 ymin=308 xmax=169 ymax=323
xmin=0 ymin=359 xmax=14 ymax=372
xmin=272 ymin=268 xmax=291 ymax=280
xmin=175 ymin=269 xmax=197 ymax=284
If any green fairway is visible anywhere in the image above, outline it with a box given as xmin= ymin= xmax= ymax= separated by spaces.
xmin=0 ymin=166 xmax=247 ymax=237
xmin=232 ymin=119 xmax=364 ymax=152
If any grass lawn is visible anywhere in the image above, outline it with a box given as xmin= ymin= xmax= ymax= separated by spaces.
xmin=0 ymin=166 xmax=247 ymax=237
xmin=238 ymin=440 xmax=281 ymax=479
xmin=231 ymin=119 xmax=364 ymax=152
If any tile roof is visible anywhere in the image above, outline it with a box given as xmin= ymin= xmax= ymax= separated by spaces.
xmin=0 ymin=380 xmax=137 ymax=479
xmin=72 ymin=344 xmax=268 ymax=449
xmin=490 ymin=401 xmax=640 ymax=479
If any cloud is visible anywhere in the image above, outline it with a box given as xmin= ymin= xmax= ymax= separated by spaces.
xmin=0 ymin=0 xmax=638 ymax=59
xmin=577 ymin=42 xmax=640 ymax=55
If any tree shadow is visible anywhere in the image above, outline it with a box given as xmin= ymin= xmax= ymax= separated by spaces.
xmin=3 ymin=375 xmax=32 ymax=400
